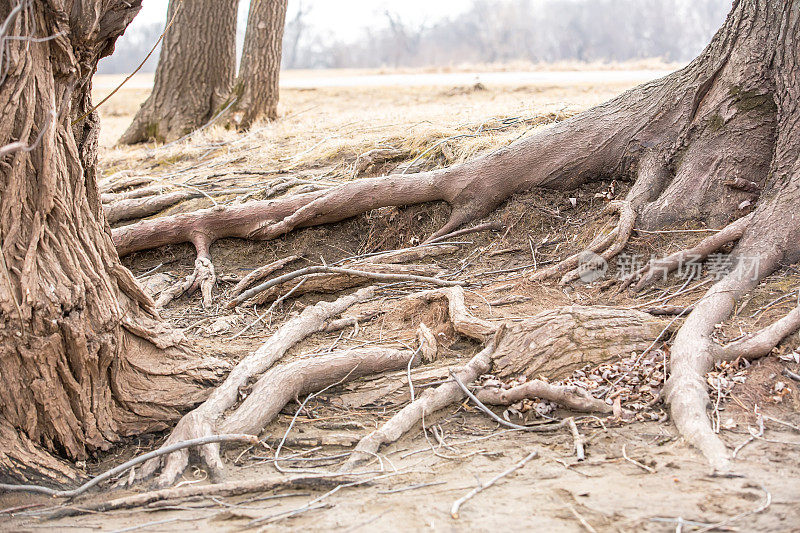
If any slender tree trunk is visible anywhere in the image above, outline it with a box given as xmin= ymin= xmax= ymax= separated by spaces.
xmin=119 ymin=0 xmax=238 ymax=144
xmin=226 ymin=0 xmax=288 ymax=129
xmin=0 ymin=1 xmax=225 ymax=486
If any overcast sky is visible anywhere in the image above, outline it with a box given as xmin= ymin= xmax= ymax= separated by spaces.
xmin=134 ymin=0 xmax=471 ymax=42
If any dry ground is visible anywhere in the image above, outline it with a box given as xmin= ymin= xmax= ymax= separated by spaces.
xmin=2 ymin=66 xmax=800 ymax=532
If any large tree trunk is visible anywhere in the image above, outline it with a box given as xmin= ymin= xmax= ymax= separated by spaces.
xmin=110 ymin=1 xmax=800 ymax=471
xmin=225 ymin=0 xmax=288 ymax=129
xmin=119 ymin=0 xmax=238 ymax=144
xmin=0 ymin=1 xmax=225 ymax=486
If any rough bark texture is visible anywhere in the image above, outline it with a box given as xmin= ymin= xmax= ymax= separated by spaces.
xmin=490 ymin=307 xmax=669 ymax=381
xmin=119 ymin=0 xmax=238 ymax=144
xmin=226 ymin=0 xmax=288 ymax=128
xmin=0 ymin=1 xmax=225 ymax=486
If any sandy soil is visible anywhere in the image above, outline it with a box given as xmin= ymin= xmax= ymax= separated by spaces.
xmin=2 ymin=66 xmax=800 ymax=533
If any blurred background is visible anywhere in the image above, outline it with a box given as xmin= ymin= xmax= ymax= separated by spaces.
xmin=99 ymin=0 xmax=730 ymax=74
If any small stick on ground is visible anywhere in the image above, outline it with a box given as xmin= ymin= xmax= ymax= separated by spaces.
xmin=621 ymin=444 xmax=655 ymax=474
xmin=450 ymin=450 xmax=539 ymax=519
xmin=426 ymin=221 xmax=504 ymax=244
xmin=568 ymin=418 xmax=585 ymax=461
xmin=732 ymin=407 xmax=765 ymax=459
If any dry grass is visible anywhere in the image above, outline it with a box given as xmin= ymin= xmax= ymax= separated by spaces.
xmin=94 ymin=67 xmax=662 ymax=195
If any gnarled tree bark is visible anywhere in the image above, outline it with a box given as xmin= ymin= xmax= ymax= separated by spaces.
xmin=0 ymin=1 xmax=225 ymax=486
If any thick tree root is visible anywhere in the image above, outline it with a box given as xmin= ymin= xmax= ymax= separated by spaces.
xmin=474 ymin=380 xmax=614 ymax=415
xmin=623 ymin=213 xmax=754 ymax=292
xmin=663 ymin=245 xmax=798 ymax=471
xmin=490 ymin=306 xmax=669 ymax=380
xmin=233 ymin=264 xmax=452 ymax=307
xmin=221 ymin=347 xmax=431 ymax=435
xmin=140 ymin=287 xmax=375 ymax=485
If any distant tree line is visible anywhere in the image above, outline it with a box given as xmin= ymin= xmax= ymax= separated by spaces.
xmin=100 ymin=0 xmax=730 ymax=74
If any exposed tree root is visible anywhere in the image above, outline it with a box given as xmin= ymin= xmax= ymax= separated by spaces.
xmin=99 ymin=175 xmax=155 ymax=194
xmin=232 ymin=264 xmax=453 ymax=307
xmin=140 ymin=287 xmax=375 ymax=485
xmin=221 ymin=346 xmax=431 ymax=435
xmin=490 ymin=306 xmax=669 ymax=380
xmin=155 ymin=257 xmax=216 ymax=309
xmin=342 ymin=336 xmax=499 ymax=471
xmin=474 ymin=380 xmax=614 ymax=415
xmin=103 ymin=191 xmax=201 ymax=224
xmin=531 ymin=199 xmax=638 ymax=285
xmin=623 ymin=213 xmax=754 ymax=292
xmin=231 ymin=255 xmax=302 ymax=297
xmin=100 ymin=184 xmax=165 ymax=203
xmin=47 ymin=476 xmax=351 ymax=519
xmin=663 ymin=244 xmax=798 ymax=471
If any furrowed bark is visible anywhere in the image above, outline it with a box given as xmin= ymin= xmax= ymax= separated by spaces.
xmin=120 ymin=0 xmax=238 ymax=143
xmin=0 ymin=0 xmax=226 ymax=486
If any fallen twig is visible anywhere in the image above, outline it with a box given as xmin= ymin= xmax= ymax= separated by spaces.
xmin=732 ymin=408 xmax=765 ymax=459
xmin=568 ymin=418 xmax=585 ymax=461
xmin=450 ymin=450 xmax=539 ymax=519
xmin=621 ymin=444 xmax=655 ymax=474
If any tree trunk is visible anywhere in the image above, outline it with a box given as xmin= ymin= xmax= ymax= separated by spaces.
xmin=0 ymin=1 xmax=225 ymax=486
xmin=119 ymin=0 xmax=238 ymax=144
xmin=226 ymin=0 xmax=288 ymax=128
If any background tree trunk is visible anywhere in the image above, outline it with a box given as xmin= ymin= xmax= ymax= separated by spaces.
xmin=227 ymin=0 xmax=288 ymax=129
xmin=0 ymin=1 xmax=225 ymax=486
xmin=119 ymin=0 xmax=238 ymax=144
